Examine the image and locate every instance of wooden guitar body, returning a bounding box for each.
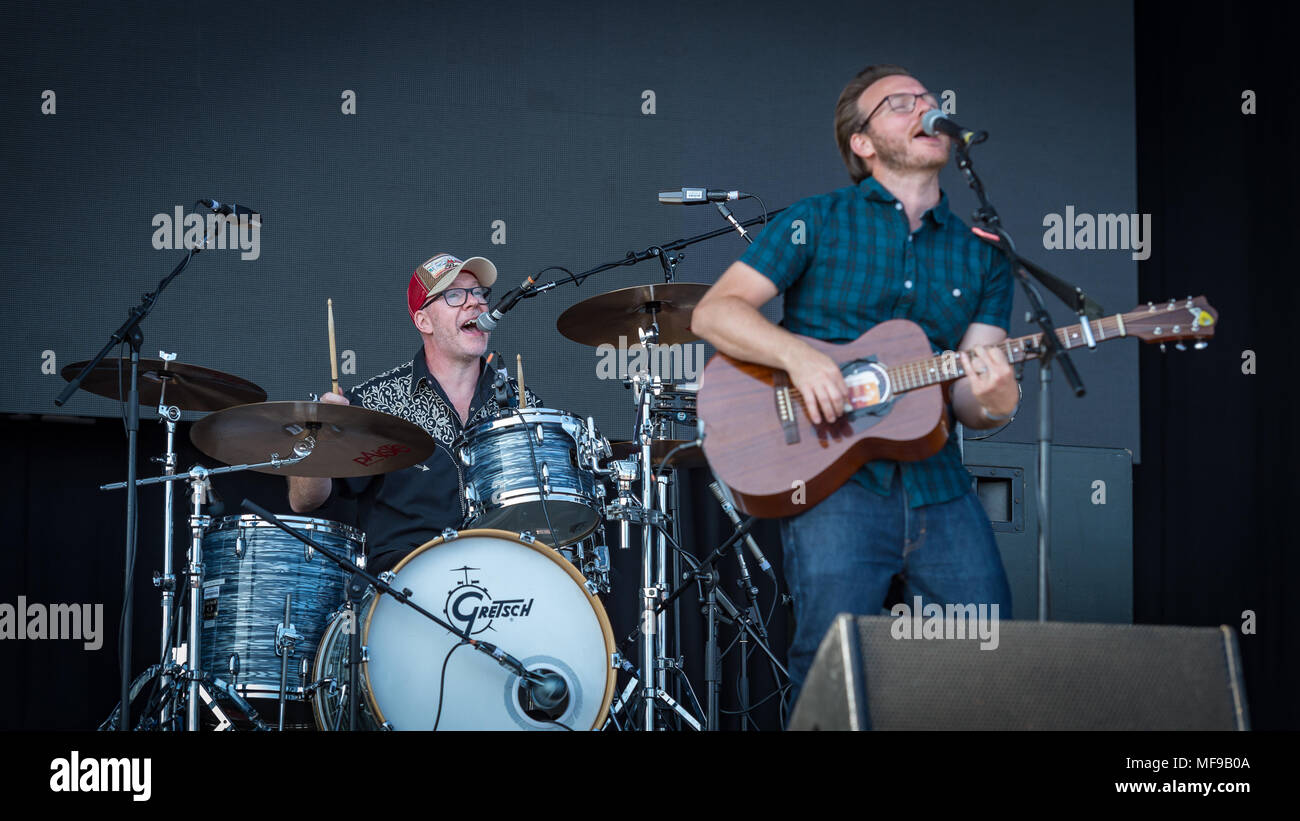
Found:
[698,320,949,518]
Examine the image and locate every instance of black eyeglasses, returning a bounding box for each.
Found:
[857,91,941,132]
[422,286,491,309]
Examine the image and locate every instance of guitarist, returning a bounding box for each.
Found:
[692,65,1022,698]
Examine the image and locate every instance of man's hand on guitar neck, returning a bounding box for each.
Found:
[953,328,1020,429]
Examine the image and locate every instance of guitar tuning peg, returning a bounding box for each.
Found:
[1159,343,1167,353]
[1194,340,1208,350]
[1175,342,1187,351]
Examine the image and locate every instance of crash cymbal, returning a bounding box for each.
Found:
[61,358,267,412]
[609,439,707,469]
[191,401,435,477]
[556,282,709,347]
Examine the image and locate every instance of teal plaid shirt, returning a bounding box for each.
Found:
[739,177,1014,508]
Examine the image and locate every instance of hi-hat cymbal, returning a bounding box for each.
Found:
[556,283,709,347]
[62,358,267,412]
[191,401,435,477]
[609,439,707,469]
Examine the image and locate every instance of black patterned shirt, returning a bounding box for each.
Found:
[330,349,538,572]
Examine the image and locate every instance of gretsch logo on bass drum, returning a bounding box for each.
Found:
[444,565,535,636]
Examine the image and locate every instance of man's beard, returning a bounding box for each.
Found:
[870,129,949,174]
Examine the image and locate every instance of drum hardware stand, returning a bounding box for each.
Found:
[238,501,572,729]
[656,517,789,730]
[275,593,305,731]
[100,446,314,730]
[147,350,182,728]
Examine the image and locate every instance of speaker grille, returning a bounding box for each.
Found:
[792,616,1248,731]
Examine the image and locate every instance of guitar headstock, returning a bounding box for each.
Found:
[1121,296,1218,349]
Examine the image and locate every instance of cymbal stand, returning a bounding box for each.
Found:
[100,446,313,730]
[151,351,181,727]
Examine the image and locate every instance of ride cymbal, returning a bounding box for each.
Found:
[556,283,709,347]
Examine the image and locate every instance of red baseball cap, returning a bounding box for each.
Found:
[407,253,498,319]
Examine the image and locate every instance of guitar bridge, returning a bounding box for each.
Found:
[773,372,800,445]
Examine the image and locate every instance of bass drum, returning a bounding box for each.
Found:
[310,606,380,731]
[362,529,616,730]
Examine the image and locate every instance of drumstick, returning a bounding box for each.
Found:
[327,298,340,396]
[516,354,526,408]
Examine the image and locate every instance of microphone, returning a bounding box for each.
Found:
[708,481,776,580]
[920,110,986,147]
[197,198,263,228]
[658,188,748,205]
[475,275,536,332]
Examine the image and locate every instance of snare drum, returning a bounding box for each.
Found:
[458,408,606,546]
[200,515,363,702]
[359,529,616,730]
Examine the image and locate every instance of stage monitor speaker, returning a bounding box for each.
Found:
[789,615,1249,730]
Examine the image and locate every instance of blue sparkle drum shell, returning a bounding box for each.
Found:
[457,408,605,546]
[199,515,364,702]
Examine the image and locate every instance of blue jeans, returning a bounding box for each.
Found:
[780,476,1012,698]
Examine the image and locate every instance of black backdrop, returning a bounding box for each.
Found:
[2,1,1297,731]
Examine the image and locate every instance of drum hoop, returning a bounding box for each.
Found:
[360,528,616,730]
[458,408,587,443]
[205,514,366,546]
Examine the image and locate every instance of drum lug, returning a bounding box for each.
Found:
[304,544,315,563]
[540,462,550,495]
[228,653,240,683]
[359,645,370,663]
[441,528,460,542]
[235,532,246,559]
[535,423,544,443]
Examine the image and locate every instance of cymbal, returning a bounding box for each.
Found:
[191,401,436,477]
[62,358,267,412]
[609,439,707,469]
[556,283,710,347]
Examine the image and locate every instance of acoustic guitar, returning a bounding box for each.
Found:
[697,296,1217,518]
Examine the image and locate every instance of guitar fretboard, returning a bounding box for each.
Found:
[885,314,1129,393]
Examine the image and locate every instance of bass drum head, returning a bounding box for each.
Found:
[362,529,615,730]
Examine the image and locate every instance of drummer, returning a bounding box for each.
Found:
[288,253,538,574]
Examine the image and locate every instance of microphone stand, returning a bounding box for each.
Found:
[951,138,1100,622]
[55,212,218,730]
[507,207,783,305]
[655,517,789,730]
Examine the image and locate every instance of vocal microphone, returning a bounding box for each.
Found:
[708,480,776,580]
[658,188,748,205]
[475,275,537,332]
[197,198,263,227]
[920,110,987,147]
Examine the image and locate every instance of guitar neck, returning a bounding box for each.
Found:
[887,314,1125,393]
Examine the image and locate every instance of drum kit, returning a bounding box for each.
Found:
[82,279,788,732]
